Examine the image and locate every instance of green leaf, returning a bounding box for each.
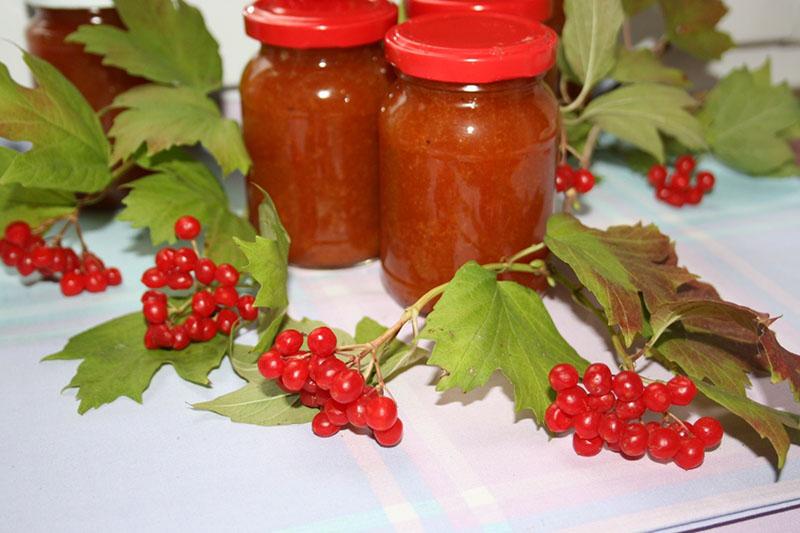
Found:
[622,0,655,15]
[562,0,624,89]
[354,317,428,383]
[699,62,800,175]
[658,0,734,60]
[192,380,316,427]
[67,0,222,92]
[109,85,250,175]
[696,381,800,469]
[0,167,76,230]
[423,262,588,424]
[235,235,289,311]
[610,48,689,87]
[544,214,695,345]
[43,313,227,413]
[229,344,265,383]
[0,52,111,193]
[117,153,255,267]
[581,83,706,161]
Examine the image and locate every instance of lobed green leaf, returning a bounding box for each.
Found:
[562,0,624,90]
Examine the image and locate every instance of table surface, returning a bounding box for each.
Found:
[2,156,800,533]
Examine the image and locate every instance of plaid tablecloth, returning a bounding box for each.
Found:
[2,157,800,532]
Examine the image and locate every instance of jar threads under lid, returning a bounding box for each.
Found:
[25,0,114,8]
[406,0,553,21]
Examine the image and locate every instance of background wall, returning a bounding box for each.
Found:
[0,0,799,89]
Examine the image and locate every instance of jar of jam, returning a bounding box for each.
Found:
[407,0,553,22]
[25,1,144,132]
[241,0,397,268]
[379,13,558,307]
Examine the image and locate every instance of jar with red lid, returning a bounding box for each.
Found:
[24,1,144,132]
[379,13,559,307]
[241,0,397,269]
[406,0,553,22]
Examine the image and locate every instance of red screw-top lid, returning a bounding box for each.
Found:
[243,0,398,49]
[385,13,557,84]
[407,0,553,22]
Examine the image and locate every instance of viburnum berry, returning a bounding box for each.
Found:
[142,267,167,289]
[648,427,681,461]
[194,258,216,285]
[105,268,122,286]
[555,164,574,192]
[545,403,573,433]
[236,294,258,321]
[174,247,198,272]
[308,326,337,358]
[692,417,723,449]
[549,363,579,391]
[556,386,588,416]
[573,410,601,439]
[4,221,32,248]
[583,363,612,396]
[374,419,403,447]
[168,271,194,291]
[275,329,304,356]
[365,395,398,432]
[619,422,649,458]
[674,437,705,470]
[17,254,35,276]
[573,169,596,194]
[313,357,346,390]
[587,392,615,413]
[143,300,168,324]
[60,272,85,297]
[312,411,340,438]
[598,413,622,443]
[667,375,696,406]
[31,246,52,269]
[155,248,176,271]
[643,382,671,413]
[675,154,696,175]
[174,215,201,241]
[615,398,646,420]
[670,173,691,192]
[215,263,240,287]
[281,359,310,392]
[192,290,216,317]
[613,370,644,401]
[330,368,365,404]
[172,326,191,350]
[213,285,238,307]
[258,350,285,379]
[573,434,603,457]
[697,171,715,192]
[216,308,239,335]
[346,394,371,428]
[647,164,667,187]
[323,399,350,427]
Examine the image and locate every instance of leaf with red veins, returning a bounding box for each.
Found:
[545,213,695,346]
[758,329,800,402]
[659,0,735,60]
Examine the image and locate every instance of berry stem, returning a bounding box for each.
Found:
[580,125,601,169]
[73,217,89,252]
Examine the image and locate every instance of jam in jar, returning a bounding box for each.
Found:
[407,0,553,22]
[241,0,397,268]
[379,13,559,307]
[25,1,144,132]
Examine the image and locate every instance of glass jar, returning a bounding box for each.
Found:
[379,13,559,307]
[241,0,397,268]
[407,0,553,22]
[25,1,144,132]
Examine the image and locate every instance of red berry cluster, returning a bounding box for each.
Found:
[258,327,404,447]
[1,221,121,296]
[555,164,596,194]
[140,216,257,350]
[647,155,716,208]
[546,363,723,470]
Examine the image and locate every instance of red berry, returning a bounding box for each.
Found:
[313,357,346,390]
[555,164,574,192]
[236,294,258,321]
[194,258,216,285]
[82,253,105,274]
[4,221,32,248]
[674,437,705,470]
[168,271,194,291]
[573,410,601,439]
[330,369,365,404]
[141,290,166,304]
[323,399,349,426]
[616,398,646,420]
[365,396,398,431]
[143,300,167,324]
[31,246,52,269]
[215,263,240,287]
[308,326,337,358]
[105,268,122,286]
[666,190,686,207]
[275,329,304,356]
[141,267,167,288]
[311,411,340,438]
[587,392,615,413]
[572,434,603,457]
[598,413,622,443]
[619,422,649,458]
[213,285,238,307]
[347,394,371,428]
[574,169,596,194]
[192,290,216,318]
[184,314,203,341]
[60,272,85,297]
[697,171,715,192]
[667,375,696,406]
[693,417,723,449]
[174,215,201,240]
[301,376,318,393]
[281,359,310,392]
[648,427,682,461]
[374,418,403,447]
[656,186,671,202]
[314,388,331,407]
[155,248,176,271]
[1,243,22,266]
[299,390,318,408]
[613,371,644,401]
[17,253,35,276]
[200,319,219,341]
[144,325,160,350]
[647,164,667,187]
[548,363,579,391]
[675,154,696,175]
[85,271,108,293]
[668,421,695,440]
[153,324,174,348]
[686,186,703,205]
[171,325,191,350]
[174,247,198,272]
[670,173,691,192]
[556,386,588,416]
[50,248,67,273]
[583,363,612,396]
[645,421,662,434]
[545,403,573,433]
[257,350,284,379]
[216,308,239,335]
[643,382,671,413]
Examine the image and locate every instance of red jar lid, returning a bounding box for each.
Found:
[243,0,398,49]
[385,13,557,84]
[407,0,553,22]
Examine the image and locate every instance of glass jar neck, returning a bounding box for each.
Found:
[33,7,120,24]
[397,72,542,93]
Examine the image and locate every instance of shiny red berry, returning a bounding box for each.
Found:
[174,215,201,240]
[1,243,22,266]
[194,258,216,285]
[105,268,122,286]
[143,300,167,324]
[313,357,346,390]
[686,186,703,205]
[192,290,216,317]
[50,248,67,273]
[213,285,238,307]
[647,164,667,187]
[619,422,649,458]
[555,164,574,192]
[666,190,686,207]
[60,272,84,297]
[670,173,691,192]
[587,392,615,413]
[215,263,240,287]
[82,254,105,274]
[171,325,191,350]
[31,246,52,269]
[141,290,166,304]
[275,329,304,356]
[545,403,573,433]
[613,371,644,401]
[556,386,588,416]
[697,171,715,192]
[281,359,310,392]
[307,326,337,357]
[675,154,696,175]
[257,350,284,379]
[674,437,705,470]
[574,169,596,193]
[311,411,339,438]
[573,410,601,439]
[643,382,671,412]
[216,308,239,335]
[85,271,108,293]
[155,248,176,271]
[4,221,32,247]
[616,398,646,420]
[168,271,194,291]
[648,428,681,461]
[330,369,365,404]
[374,419,403,447]
[185,314,204,341]
[174,247,198,272]
[656,186,671,202]
[236,294,258,321]
[365,396,398,431]
[598,413,622,443]
[144,325,160,350]
[199,317,218,341]
[347,394,371,428]
[667,375,696,406]
[583,363,612,396]
[141,267,167,288]
[323,399,349,426]
[549,363,579,391]
[17,253,35,276]
[693,417,723,449]
[573,434,603,457]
